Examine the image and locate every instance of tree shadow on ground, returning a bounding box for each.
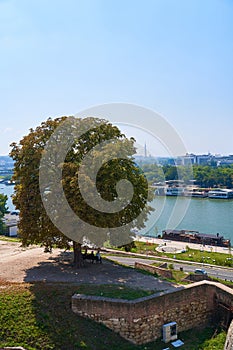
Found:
[22,251,183,349]
[27,282,138,350]
[23,250,180,293]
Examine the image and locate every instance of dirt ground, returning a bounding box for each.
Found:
[0,240,179,293]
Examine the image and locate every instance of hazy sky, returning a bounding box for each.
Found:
[1,0,233,156]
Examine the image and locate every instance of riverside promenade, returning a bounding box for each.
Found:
[135,235,233,255]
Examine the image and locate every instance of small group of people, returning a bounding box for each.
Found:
[82,247,102,263]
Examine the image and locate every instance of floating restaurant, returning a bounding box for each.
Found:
[161,229,231,247]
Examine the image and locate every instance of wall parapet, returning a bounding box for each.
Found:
[72,281,233,345]
[134,261,174,279]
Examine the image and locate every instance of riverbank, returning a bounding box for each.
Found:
[135,235,233,255]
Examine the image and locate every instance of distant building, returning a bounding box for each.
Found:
[178,154,196,166]
[133,152,233,167]
[196,153,213,165]
[177,153,233,166]
[215,155,233,166]
[2,212,19,237]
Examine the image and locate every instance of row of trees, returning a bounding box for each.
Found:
[141,164,233,188]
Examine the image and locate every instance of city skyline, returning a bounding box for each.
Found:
[1,0,233,155]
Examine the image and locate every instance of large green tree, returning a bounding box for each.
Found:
[10,116,153,266]
[0,193,8,233]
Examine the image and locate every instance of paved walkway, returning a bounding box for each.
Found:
[0,240,179,294]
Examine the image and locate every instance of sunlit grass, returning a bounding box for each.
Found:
[0,282,227,350]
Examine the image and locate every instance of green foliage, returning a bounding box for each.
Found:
[141,162,233,188]
[131,241,233,268]
[168,269,189,284]
[199,329,226,350]
[118,240,233,269]
[164,248,233,267]
[131,241,159,254]
[0,236,20,242]
[192,165,233,188]
[118,241,136,252]
[0,193,8,233]
[0,174,13,180]
[10,117,153,255]
[74,283,154,299]
[0,283,226,350]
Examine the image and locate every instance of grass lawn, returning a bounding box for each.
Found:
[163,247,233,267]
[73,283,154,300]
[0,282,227,350]
[127,241,233,268]
[0,235,20,242]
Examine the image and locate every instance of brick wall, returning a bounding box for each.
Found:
[135,261,174,279]
[72,281,233,344]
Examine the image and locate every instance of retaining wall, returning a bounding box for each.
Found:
[72,281,233,344]
[135,261,174,279]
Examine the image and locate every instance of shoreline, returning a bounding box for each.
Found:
[135,235,233,255]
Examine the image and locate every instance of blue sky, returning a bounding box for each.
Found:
[1,0,233,156]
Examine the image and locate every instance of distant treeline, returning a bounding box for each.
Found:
[141,164,233,188]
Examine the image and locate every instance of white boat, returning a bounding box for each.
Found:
[208,188,233,199]
[166,187,185,196]
[184,189,208,198]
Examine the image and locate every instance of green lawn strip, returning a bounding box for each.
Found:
[133,241,233,267]
[0,282,147,350]
[127,241,160,255]
[0,235,20,242]
[208,277,233,287]
[74,283,154,299]
[163,248,233,267]
[105,241,159,255]
[111,241,233,267]
[147,326,226,350]
[0,282,227,350]
[148,262,190,284]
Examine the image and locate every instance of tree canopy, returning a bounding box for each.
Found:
[0,193,8,233]
[141,163,233,188]
[10,116,153,265]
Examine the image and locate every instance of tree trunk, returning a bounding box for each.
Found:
[73,241,83,268]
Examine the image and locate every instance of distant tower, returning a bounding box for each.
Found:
[144,142,147,158]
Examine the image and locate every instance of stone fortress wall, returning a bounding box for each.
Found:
[225,320,233,350]
[72,281,233,345]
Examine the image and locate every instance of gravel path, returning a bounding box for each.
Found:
[0,240,179,293]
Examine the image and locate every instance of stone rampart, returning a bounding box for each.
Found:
[72,281,233,344]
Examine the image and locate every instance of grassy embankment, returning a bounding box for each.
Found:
[0,282,226,350]
[0,238,229,348]
[126,241,233,267]
[0,235,20,242]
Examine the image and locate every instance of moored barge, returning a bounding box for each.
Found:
[161,229,231,247]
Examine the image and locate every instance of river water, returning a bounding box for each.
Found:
[1,184,233,242]
[0,184,15,211]
[141,196,233,242]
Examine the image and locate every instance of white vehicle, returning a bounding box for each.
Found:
[194,268,207,275]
